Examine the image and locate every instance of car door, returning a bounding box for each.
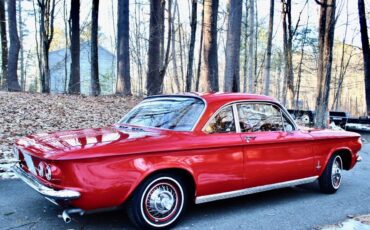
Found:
[197,104,245,195]
[236,102,316,188]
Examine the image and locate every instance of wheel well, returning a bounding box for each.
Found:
[139,168,196,200]
[333,149,352,170]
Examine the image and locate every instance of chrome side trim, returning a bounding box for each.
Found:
[12,165,80,200]
[195,176,318,204]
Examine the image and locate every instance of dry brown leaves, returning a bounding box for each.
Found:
[0,91,140,178]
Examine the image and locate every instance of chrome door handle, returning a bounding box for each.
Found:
[245,136,256,143]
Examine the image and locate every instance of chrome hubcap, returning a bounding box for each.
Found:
[145,182,178,221]
[331,156,342,189]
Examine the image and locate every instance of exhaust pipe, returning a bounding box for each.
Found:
[61,208,84,223]
[62,211,71,223]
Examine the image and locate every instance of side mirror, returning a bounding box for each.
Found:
[285,124,294,133]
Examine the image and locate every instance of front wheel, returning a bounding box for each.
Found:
[127,174,188,229]
[319,154,343,194]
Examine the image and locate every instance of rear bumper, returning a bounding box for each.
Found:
[11,165,80,200]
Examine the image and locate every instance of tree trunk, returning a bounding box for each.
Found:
[223,0,242,92]
[147,0,171,95]
[281,0,294,107]
[177,13,185,91]
[195,0,205,92]
[185,0,197,92]
[7,0,21,91]
[68,0,80,94]
[116,0,131,95]
[242,0,249,93]
[358,0,370,114]
[171,2,180,92]
[263,0,274,96]
[63,0,68,93]
[0,0,8,90]
[200,0,219,92]
[90,0,100,96]
[147,0,162,95]
[38,0,56,93]
[247,0,255,93]
[332,4,352,111]
[18,0,25,91]
[314,0,336,128]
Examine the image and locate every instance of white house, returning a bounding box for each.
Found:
[49,41,116,95]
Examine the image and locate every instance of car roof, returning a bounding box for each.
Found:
[147,92,277,104]
[144,92,282,131]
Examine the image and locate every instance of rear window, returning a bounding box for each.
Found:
[120,97,205,131]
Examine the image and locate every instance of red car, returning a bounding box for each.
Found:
[12,93,362,229]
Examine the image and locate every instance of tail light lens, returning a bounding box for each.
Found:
[45,164,52,181]
[37,161,60,182]
[38,162,45,177]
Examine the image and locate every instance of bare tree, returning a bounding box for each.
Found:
[171,3,180,92]
[7,0,21,91]
[332,3,354,110]
[147,0,163,95]
[38,0,56,93]
[90,0,100,96]
[200,0,219,92]
[18,0,25,91]
[147,0,172,95]
[296,19,309,109]
[185,0,197,92]
[358,0,370,114]
[314,0,336,128]
[63,0,68,93]
[68,0,80,94]
[281,0,293,106]
[247,0,255,93]
[224,0,242,92]
[263,0,274,95]
[0,0,7,89]
[242,0,249,92]
[195,0,205,92]
[116,0,131,95]
[281,0,307,106]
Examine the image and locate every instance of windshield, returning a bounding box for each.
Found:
[119,97,205,131]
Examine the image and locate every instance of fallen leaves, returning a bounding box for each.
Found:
[0,91,140,178]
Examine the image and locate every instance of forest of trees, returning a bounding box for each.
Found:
[0,0,369,128]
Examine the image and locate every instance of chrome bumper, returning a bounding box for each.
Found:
[11,165,80,200]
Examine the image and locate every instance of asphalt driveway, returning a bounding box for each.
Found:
[0,144,369,230]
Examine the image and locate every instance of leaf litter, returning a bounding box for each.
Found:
[0,91,140,179]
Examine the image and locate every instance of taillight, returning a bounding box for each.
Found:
[45,164,52,181]
[38,162,45,177]
[36,161,60,182]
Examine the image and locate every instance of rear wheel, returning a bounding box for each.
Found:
[319,155,343,194]
[127,174,188,229]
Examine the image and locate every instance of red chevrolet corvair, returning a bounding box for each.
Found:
[12,93,362,229]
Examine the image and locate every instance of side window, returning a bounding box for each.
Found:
[237,103,285,132]
[204,106,236,134]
